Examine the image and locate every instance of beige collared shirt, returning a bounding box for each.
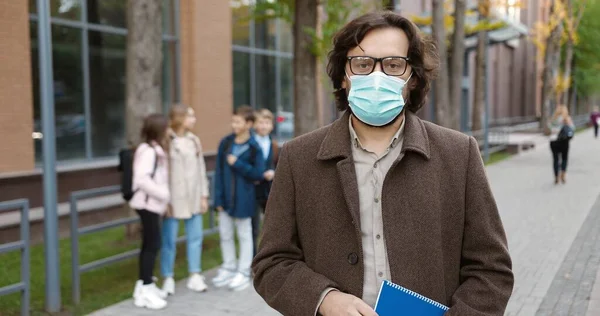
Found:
[315,116,405,314]
[349,115,405,307]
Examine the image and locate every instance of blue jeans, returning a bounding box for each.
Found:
[160,214,203,277]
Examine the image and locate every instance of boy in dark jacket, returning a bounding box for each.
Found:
[252,109,279,256]
[212,106,265,291]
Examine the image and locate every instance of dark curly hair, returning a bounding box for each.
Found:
[327,11,439,113]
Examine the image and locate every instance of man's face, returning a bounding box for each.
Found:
[231,115,252,135]
[342,27,412,99]
[255,117,274,136]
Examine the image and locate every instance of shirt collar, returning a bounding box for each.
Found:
[348,115,405,150]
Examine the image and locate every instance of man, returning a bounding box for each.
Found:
[252,11,513,316]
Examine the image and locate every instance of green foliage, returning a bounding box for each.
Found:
[311,0,364,60]
[574,0,600,97]
[249,0,367,60]
[250,0,294,24]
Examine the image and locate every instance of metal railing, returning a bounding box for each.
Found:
[0,199,30,316]
[70,172,217,304]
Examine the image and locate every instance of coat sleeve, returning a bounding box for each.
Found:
[231,146,266,181]
[252,144,339,316]
[196,138,210,198]
[214,140,225,209]
[134,147,169,202]
[446,137,514,315]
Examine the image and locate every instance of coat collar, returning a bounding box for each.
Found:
[317,110,431,161]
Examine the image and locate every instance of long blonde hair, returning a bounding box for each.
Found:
[552,104,569,120]
[169,104,190,133]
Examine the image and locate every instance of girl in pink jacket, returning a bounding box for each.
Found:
[130,114,170,310]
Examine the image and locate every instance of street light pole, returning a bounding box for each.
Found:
[37,0,61,312]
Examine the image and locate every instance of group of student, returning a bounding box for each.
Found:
[127,104,277,310]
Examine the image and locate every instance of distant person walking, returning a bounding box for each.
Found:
[591,106,600,138]
[160,105,210,296]
[130,114,170,310]
[549,105,575,185]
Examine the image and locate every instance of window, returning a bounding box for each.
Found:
[29,0,179,163]
[88,31,126,158]
[31,23,86,162]
[231,2,294,141]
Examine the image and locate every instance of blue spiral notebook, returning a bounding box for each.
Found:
[374,280,449,315]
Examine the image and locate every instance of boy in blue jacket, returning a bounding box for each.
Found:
[213,105,265,291]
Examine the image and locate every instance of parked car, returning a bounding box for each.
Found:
[275,110,294,143]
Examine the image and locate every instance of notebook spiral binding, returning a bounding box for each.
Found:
[384,280,449,311]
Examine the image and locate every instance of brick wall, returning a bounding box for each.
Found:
[0,1,34,173]
[179,0,233,153]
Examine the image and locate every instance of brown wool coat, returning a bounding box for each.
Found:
[252,111,514,316]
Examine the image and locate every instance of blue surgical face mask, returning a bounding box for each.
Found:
[347,71,412,127]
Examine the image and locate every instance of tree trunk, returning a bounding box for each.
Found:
[540,18,562,133]
[472,30,486,132]
[449,0,466,131]
[294,0,319,136]
[561,40,574,107]
[125,0,163,238]
[432,0,450,127]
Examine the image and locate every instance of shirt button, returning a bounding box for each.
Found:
[374,197,379,203]
[374,162,378,168]
[376,234,381,240]
[378,272,384,277]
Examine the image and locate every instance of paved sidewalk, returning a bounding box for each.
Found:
[490,130,600,315]
[90,130,600,316]
[88,268,280,316]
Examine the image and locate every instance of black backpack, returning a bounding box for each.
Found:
[118,146,158,201]
[557,125,574,141]
[223,137,257,165]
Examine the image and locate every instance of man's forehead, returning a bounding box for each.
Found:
[348,28,409,56]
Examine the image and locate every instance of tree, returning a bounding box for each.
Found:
[412,0,510,130]
[294,0,320,136]
[125,0,163,236]
[431,0,451,128]
[573,0,600,110]
[472,0,490,132]
[449,0,467,131]
[559,0,586,111]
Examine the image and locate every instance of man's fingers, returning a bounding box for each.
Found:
[355,301,378,316]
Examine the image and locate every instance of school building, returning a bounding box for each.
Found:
[0,0,555,234]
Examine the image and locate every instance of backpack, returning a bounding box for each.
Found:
[223,137,257,165]
[118,145,158,201]
[557,125,574,141]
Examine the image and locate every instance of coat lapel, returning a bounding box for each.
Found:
[317,111,362,233]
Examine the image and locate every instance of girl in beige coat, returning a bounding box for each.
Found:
[160,105,210,294]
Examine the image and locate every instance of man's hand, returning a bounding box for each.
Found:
[264,170,275,181]
[227,154,238,166]
[319,291,377,316]
[200,197,209,214]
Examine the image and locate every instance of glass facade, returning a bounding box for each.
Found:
[29,0,178,163]
[230,0,294,141]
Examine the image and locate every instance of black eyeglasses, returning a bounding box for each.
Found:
[347,56,410,76]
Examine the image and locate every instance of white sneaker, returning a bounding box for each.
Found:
[228,272,251,291]
[148,282,168,299]
[187,274,208,292]
[212,269,237,287]
[163,277,175,295]
[133,280,142,299]
[134,284,168,310]
[133,277,162,299]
